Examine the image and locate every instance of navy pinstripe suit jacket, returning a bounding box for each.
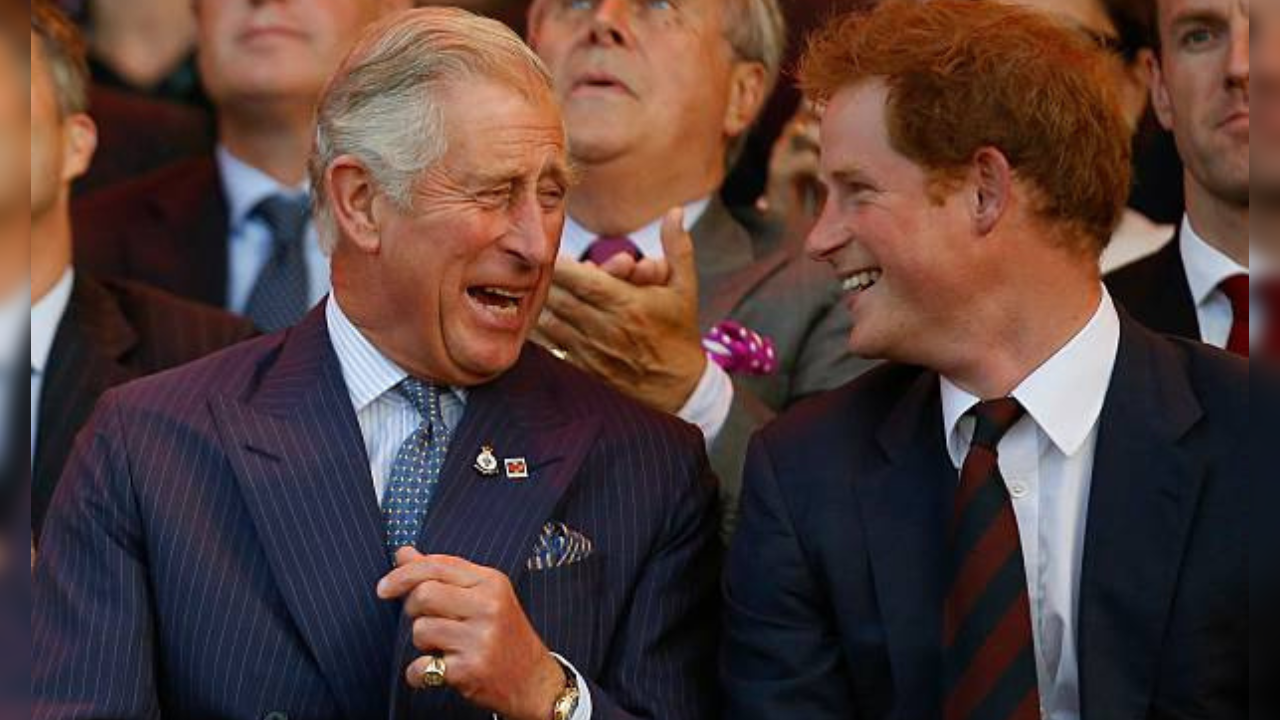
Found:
[33,306,721,720]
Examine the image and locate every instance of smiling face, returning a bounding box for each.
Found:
[805,81,981,365]
[528,0,742,168]
[196,0,390,111]
[1151,0,1250,208]
[369,79,570,386]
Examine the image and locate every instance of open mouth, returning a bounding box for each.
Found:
[841,268,882,294]
[466,286,527,317]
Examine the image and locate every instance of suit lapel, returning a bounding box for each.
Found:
[389,347,600,717]
[693,200,791,332]
[1113,234,1201,340]
[210,306,397,720]
[1077,314,1207,718]
[852,370,953,717]
[32,277,139,536]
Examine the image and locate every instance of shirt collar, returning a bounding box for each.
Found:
[215,145,310,232]
[941,287,1121,465]
[0,281,29,369]
[560,196,711,261]
[1179,214,1248,307]
[325,293,466,416]
[30,268,74,375]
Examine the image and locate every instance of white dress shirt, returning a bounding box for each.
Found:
[217,146,330,314]
[326,294,592,720]
[561,198,734,444]
[940,288,1121,720]
[1180,215,1248,349]
[0,282,29,470]
[29,268,75,460]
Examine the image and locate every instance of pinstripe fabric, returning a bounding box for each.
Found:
[33,304,721,720]
[31,275,256,539]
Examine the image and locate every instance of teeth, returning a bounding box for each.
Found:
[483,287,525,300]
[841,269,882,293]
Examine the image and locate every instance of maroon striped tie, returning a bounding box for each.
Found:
[944,398,1040,720]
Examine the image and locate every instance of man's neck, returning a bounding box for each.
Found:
[1255,205,1280,262]
[30,207,72,305]
[1185,178,1249,266]
[218,105,316,187]
[936,257,1103,400]
[567,150,723,235]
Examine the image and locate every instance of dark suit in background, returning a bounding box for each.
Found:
[74,86,213,197]
[72,155,230,308]
[722,315,1248,719]
[31,274,255,539]
[692,200,871,517]
[1105,230,1200,341]
[33,306,721,719]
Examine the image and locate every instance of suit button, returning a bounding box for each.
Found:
[262,713,288,720]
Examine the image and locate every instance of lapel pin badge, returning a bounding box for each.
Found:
[474,444,499,477]
[504,457,529,481]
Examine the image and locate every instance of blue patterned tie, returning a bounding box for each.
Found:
[244,194,311,332]
[382,378,450,558]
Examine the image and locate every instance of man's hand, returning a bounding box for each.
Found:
[378,548,565,720]
[539,207,706,414]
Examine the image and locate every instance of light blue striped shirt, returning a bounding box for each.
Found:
[325,294,593,719]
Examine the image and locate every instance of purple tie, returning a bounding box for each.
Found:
[581,236,642,265]
[703,320,778,375]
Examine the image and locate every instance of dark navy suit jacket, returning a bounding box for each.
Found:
[33,305,721,719]
[722,313,1248,719]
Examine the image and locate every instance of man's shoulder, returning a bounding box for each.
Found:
[95,324,283,423]
[97,277,258,366]
[73,154,221,228]
[760,361,931,452]
[1136,324,1248,421]
[1104,232,1181,297]
[519,344,706,452]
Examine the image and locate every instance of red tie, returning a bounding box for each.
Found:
[1219,274,1250,357]
[944,398,1040,720]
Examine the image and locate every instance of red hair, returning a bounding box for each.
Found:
[799,0,1131,253]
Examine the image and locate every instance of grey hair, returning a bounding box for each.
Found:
[309,7,555,253]
[723,0,787,167]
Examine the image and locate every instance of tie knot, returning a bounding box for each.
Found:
[581,235,642,265]
[395,377,444,425]
[1219,274,1250,317]
[252,194,310,248]
[968,397,1025,451]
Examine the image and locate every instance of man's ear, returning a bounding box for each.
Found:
[1147,51,1175,132]
[526,0,549,50]
[61,113,97,183]
[969,146,1012,236]
[724,60,768,141]
[327,156,383,254]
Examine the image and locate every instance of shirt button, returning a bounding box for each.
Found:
[1009,483,1029,499]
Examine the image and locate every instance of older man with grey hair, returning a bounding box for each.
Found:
[33,9,721,720]
[527,0,873,533]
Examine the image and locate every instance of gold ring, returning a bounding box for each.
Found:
[421,654,447,688]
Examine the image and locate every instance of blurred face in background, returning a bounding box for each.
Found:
[1004,0,1151,131]
[528,0,757,170]
[196,0,398,113]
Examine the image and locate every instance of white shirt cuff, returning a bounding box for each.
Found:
[676,357,734,446]
[491,652,592,720]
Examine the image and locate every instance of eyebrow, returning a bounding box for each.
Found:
[1168,9,1230,31]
